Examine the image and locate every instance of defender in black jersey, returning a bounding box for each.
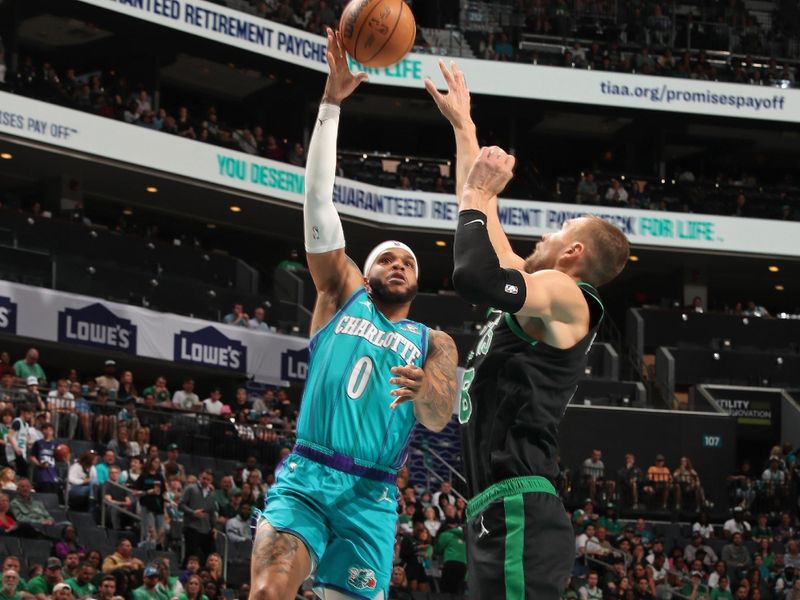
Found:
[426,61,630,600]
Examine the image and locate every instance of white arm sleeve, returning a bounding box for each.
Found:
[304,103,346,254]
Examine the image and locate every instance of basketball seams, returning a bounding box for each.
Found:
[362,0,406,66]
[352,0,387,63]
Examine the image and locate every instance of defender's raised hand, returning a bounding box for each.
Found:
[424,59,472,130]
[464,146,516,200]
[323,27,368,105]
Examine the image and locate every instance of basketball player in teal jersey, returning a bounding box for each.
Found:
[249,30,458,600]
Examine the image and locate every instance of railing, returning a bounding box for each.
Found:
[409,443,468,502]
[100,478,141,529]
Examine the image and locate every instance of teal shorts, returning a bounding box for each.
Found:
[259,447,398,599]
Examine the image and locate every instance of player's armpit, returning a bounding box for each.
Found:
[416,330,458,432]
[515,269,586,321]
[307,254,364,336]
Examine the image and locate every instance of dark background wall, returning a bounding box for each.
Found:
[560,406,737,507]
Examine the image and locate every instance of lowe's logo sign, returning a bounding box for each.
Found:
[0,297,17,334]
[58,303,136,353]
[281,347,309,381]
[174,326,246,372]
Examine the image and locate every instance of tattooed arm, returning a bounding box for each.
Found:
[389,330,458,432]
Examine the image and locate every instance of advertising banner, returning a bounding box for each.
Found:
[2,91,800,256]
[0,280,309,384]
[74,0,800,122]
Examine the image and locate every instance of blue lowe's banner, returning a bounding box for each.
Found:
[280,347,309,382]
[0,281,307,384]
[0,297,17,335]
[57,303,137,353]
[174,326,247,373]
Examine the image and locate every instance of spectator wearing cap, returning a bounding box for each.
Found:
[723,507,751,539]
[645,454,673,509]
[21,377,46,412]
[598,504,622,540]
[13,348,46,387]
[53,582,74,600]
[685,532,719,567]
[95,361,119,394]
[65,563,96,599]
[572,499,599,534]
[26,558,63,598]
[679,570,704,599]
[224,501,251,542]
[163,443,186,482]
[180,469,217,564]
[0,569,23,600]
[202,389,224,416]
[101,538,144,574]
[132,565,166,600]
[48,379,78,440]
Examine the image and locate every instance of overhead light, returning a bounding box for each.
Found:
[122,209,133,216]
[0,153,12,160]
[229,205,242,213]
[629,255,639,262]
[775,284,785,291]
[435,240,446,247]
[206,223,217,229]
[768,265,779,272]
[146,186,158,193]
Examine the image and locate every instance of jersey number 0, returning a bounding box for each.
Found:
[347,356,374,400]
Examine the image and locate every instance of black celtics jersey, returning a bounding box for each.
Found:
[459,282,604,497]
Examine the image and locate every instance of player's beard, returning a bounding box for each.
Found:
[368,275,418,305]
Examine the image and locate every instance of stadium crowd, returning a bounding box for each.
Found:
[0,343,799,599]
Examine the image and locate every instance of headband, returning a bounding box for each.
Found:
[362,241,419,278]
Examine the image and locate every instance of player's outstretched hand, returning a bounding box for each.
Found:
[464,146,515,199]
[388,363,426,409]
[323,27,368,105]
[424,59,472,130]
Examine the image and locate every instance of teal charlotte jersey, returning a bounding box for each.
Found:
[261,286,430,599]
[298,286,429,469]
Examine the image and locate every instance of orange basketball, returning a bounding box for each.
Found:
[55,443,70,463]
[339,0,416,68]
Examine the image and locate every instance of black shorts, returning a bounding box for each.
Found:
[466,480,573,600]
